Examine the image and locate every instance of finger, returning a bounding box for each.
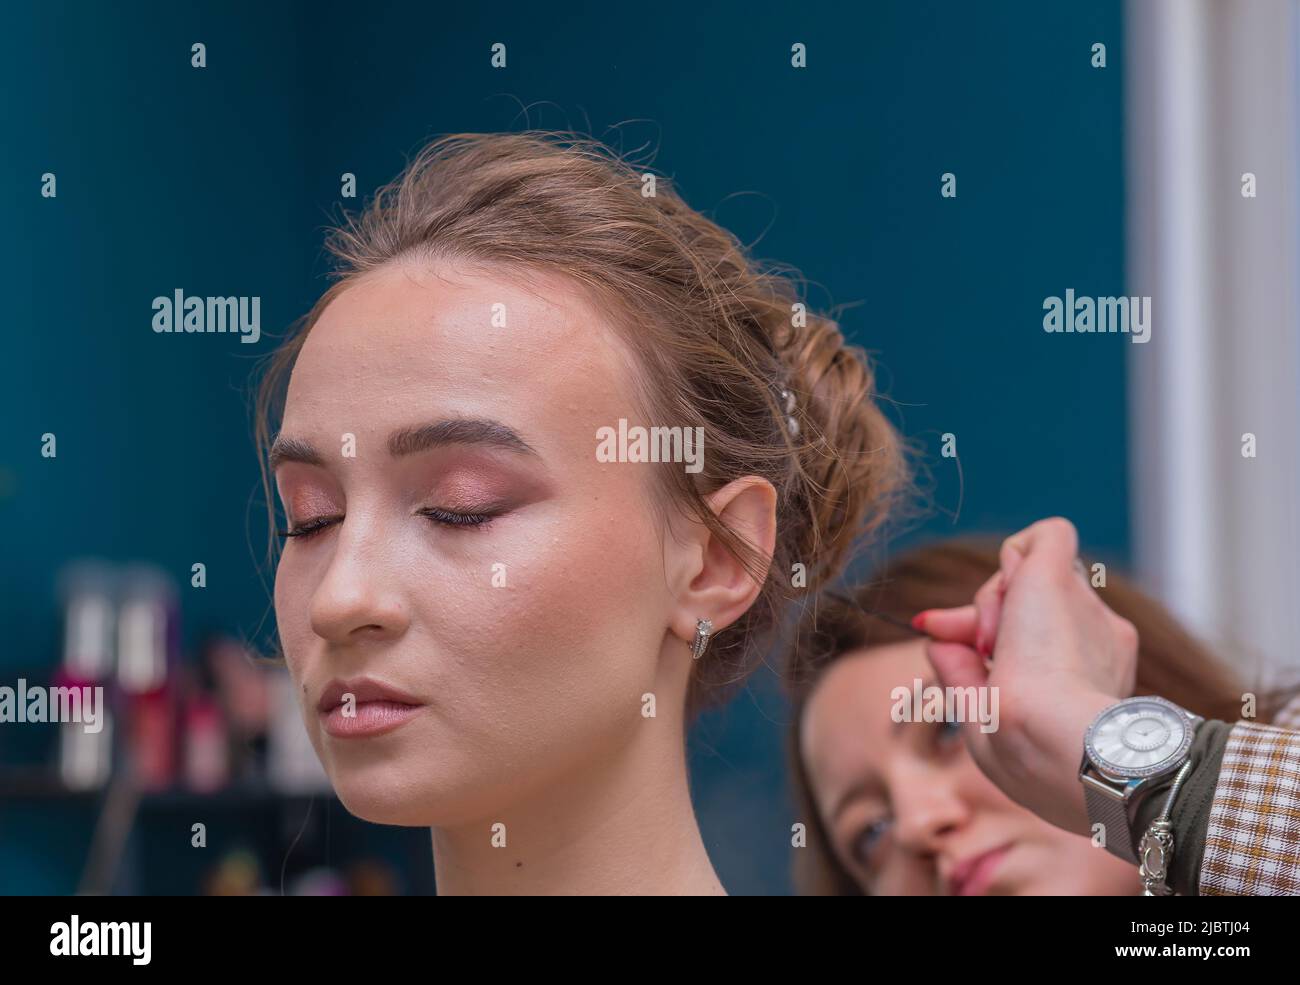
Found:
[914,604,978,643]
[999,536,1027,583]
[1003,517,1079,569]
[1104,610,1140,694]
[925,640,989,692]
[973,569,1004,658]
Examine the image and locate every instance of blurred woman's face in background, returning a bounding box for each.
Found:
[271,261,687,828]
[800,639,1139,895]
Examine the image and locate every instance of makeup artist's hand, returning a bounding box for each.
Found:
[916,517,1138,835]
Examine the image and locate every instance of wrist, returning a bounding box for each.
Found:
[1003,687,1115,836]
[1059,691,1120,834]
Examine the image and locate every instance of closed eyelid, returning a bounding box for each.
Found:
[421,496,510,517]
[278,474,342,517]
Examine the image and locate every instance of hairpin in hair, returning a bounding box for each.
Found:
[779,387,800,437]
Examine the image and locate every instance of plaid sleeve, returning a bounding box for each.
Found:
[1198,718,1300,895]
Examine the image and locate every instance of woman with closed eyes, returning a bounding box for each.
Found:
[254,131,907,895]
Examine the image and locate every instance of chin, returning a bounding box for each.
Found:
[330,773,442,827]
[325,755,517,829]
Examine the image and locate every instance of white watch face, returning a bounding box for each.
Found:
[1086,697,1192,778]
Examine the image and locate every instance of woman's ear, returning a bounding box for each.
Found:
[665,476,778,647]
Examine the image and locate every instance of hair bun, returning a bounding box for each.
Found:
[769,310,907,594]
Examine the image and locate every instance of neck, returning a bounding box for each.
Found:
[430,707,724,895]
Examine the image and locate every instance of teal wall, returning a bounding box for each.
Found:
[0,0,1125,894]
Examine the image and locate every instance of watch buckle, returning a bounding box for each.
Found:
[1080,765,1145,803]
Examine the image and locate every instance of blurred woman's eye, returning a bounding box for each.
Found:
[852,817,892,868]
[937,718,963,745]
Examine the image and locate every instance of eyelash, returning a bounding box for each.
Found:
[277,516,341,540]
[276,507,497,540]
[416,506,497,528]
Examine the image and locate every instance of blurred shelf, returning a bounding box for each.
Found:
[0,770,334,807]
[0,769,98,799]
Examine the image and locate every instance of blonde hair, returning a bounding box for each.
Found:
[255,130,909,719]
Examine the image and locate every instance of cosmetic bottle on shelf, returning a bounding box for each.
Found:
[116,565,179,792]
[56,561,117,790]
[205,634,271,786]
[182,657,230,794]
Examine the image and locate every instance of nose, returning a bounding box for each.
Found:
[308,517,410,645]
[887,763,968,855]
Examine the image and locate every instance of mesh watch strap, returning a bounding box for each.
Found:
[1082,772,1139,863]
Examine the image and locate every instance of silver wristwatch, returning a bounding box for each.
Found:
[1079,696,1203,864]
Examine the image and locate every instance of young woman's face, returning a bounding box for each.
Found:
[272,261,681,827]
[800,639,1139,895]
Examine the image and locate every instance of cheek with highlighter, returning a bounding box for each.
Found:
[411,485,672,827]
[397,463,673,733]
[272,467,344,674]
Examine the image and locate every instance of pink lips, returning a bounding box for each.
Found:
[317,677,424,738]
[948,844,1013,896]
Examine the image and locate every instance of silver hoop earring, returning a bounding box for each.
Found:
[691,618,714,660]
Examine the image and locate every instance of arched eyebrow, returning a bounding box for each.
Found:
[268,435,323,471]
[269,418,539,471]
[387,418,539,458]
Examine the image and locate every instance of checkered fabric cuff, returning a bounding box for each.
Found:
[1199,720,1300,895]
